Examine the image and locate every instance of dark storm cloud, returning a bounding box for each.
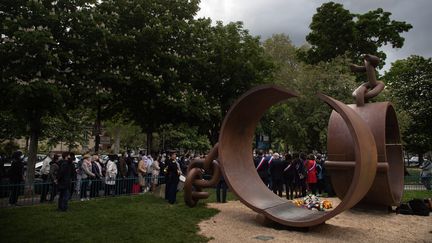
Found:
[197,0,432,71]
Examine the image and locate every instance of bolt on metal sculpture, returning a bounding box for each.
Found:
[184,54,404,227]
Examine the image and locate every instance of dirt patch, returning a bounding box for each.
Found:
[198,200,432,242]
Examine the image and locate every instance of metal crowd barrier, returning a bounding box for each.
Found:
[0,175,429,208]
[0,175,165,208]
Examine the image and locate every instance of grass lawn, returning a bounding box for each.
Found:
[402,190,432,202]
[1,185,429,243]
[0,190,236,243]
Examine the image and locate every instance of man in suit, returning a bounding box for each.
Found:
[269,153,287,197]
[254,150,269,186]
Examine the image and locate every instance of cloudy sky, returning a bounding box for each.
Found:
[196,0,431,72]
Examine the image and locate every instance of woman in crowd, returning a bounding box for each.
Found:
[104,154,118,196]
[305,154,318,195]
[151,154,161,192]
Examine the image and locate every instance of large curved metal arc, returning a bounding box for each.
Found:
[218,85,377,227]
[317,94,377,209]
[219,85,298,213]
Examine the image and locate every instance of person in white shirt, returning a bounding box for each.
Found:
[104,154,118,196]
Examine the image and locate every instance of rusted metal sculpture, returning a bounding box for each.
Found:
[184,54,404,227]
[326,55,404,206]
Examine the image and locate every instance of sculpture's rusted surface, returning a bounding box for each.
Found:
[350,54,385,106]
[183,54,404,227]
[184,85,379,227]
[326,54,404,206]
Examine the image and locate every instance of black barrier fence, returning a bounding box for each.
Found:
[0,175,429,208]
[0,175,167,208]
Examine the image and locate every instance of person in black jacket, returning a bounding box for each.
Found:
[269,153,287,197]
[57,152,74,211]
[9,151,24,206]
[254,150,269,186]
[165,151,180,204]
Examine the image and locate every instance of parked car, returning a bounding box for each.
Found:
[34,156,52,177]
[408,156,420,166]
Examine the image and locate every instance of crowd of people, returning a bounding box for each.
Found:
[254,151,332,200]
[4,147,431,211]
[4,149,194,210]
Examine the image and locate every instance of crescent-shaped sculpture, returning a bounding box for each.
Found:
[185,85,378,227]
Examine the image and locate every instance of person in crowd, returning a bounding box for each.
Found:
[283,153,297,200]
[138,155,147,193]
[254,150,269,186]
[266,151,274,189]
[151,154,161,192]
[125,151,137,194]
[305,154,318,195]
[315,154,325,196]
[158,153,166,185]
[420,157,432,190]
[178,153,189,175]
[90,155,103,198]
[80,154,94,201]
[9,151,24,206]
[40,154,51,202]
[145,154,154,191]
[0,153,6,181]
[298,153,308,197]
[48,154,60,202]
[165,150,180,204]
[104,154,118,196]
[269,153,286,197]
[216,174,228,203]
[57,152,74,211]
[116,153,128,195]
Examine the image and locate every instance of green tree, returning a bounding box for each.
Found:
[300,2,412,67]
[94,0,203,152]
[0,0,97,186]
[263,34,357,152]
[159,124,210,153]
[384,55,432,160]
[192,21,275,143]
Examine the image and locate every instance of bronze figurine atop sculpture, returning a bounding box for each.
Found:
[184,54,404,228]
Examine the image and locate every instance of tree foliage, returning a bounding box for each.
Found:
[263,34,357,152]
[300,2,412,67]
[384,55,432,155]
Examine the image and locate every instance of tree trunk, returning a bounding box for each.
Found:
[94,102,101,153]
[26,128,38,191]
[147,128,153,154]
[114,127,121,154]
